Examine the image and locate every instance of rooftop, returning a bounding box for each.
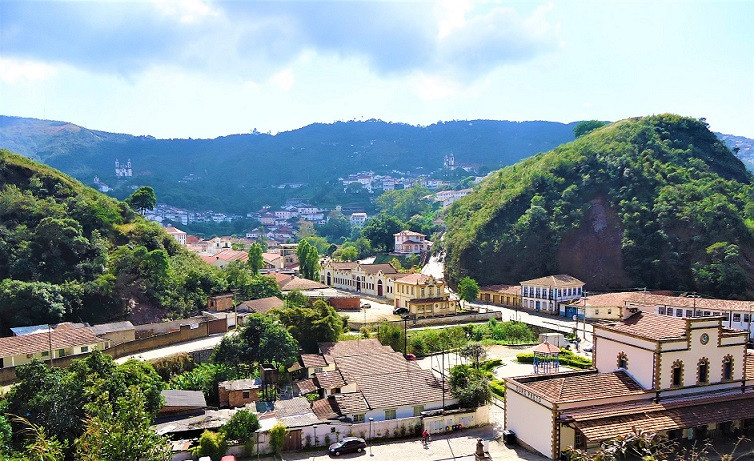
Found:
[357,369,445,409]
[395,273,438,285]
[510,370,646,404]
[300,353,328,369]
[236,296,284,314]
[90,321,135,336]
[626,292,754,313]
[595,311,688,341]
[218,378,261,391]
[280,277,327,291]
[314,369,347,390]
[520,274,584,287]
[0,326,105,357]
[478,284,521,295]
[161,390,207,409]
[319,339,386,358]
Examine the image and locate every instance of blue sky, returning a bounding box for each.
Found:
[1,0,752,139]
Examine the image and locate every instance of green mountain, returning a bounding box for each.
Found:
[0,116,582,213]
[0,149,224,333]
[444,114,754,299]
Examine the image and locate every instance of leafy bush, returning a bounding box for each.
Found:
[489,379,506,399]
[516,349,593,369]
[150,353,196,382]
[269,422,287,455]
[220,409,260,443]
[192,430,227,460]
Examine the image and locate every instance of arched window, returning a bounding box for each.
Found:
[697,357,710,384]
[617,352,628,370]
[722,355,734,381]
[671,360,683,387]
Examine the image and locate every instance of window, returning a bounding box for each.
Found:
[595,309,599,315]
[574,431,583,449]
[385,409,396,420]
[734,313,741,323]
[353,414,365,423]
[413,405,424,416]
[672,361,683,387]
[723,356,734,381]
[659,307,666,315]
[535,288,541,298]
[666,309,673,316]
[676,309,683,317]
[81,346,89,353]
[242,391,250,399]
[686,310,693,317]
[41,351,49,357]
[617,352,628,370]
[607,309,612,315]
[58,348,66,357]
[745,314,751,323]
[698,358,709,384]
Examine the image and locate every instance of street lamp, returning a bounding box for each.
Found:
[369,417,374,456]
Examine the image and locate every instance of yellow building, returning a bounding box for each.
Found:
[477,284,522,307]
[393,274,457,318]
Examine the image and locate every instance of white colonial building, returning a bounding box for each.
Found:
[520,274,584,315]
[505,308,754,459]
[320,260,401,299]
[164,226,187,245]
[393,230,432,254]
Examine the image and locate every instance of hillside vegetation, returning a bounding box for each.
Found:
[0,149,224,332]
[444,115,754,299]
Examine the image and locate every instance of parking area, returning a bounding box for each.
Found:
[341,297,402,324]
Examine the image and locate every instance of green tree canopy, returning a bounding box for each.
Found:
[247,243,263,276]
[573,120,607,138]
[273,299,345,353]
[375,186,434,222]
[448,364,491,408]
[457,276,480,308]
[213,314,299,367]
[124,186,156,214]
[362,214,405,252]
[220,409,261,443]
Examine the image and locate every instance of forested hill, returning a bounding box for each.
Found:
[444,114,754,299]
[0,116,580,212]
[0,150,224,333]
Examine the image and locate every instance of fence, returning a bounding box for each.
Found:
[349,310,502,331]
[351,416,423,440]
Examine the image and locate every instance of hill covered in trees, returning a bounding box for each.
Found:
[0,116,583,213]
[444,115,754,299]
[0,149,224,332]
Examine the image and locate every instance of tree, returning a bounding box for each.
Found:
[361,214,405,252]
[573,120,607,138]
[75,388,172,461]
[459,342,487,369]
[124,186,156,214]
[448,364,490,408]
[192,430,228,460]
[0,279,68,333]
[213,314,299,367]
[274,299,344,353]
[220,409,260,443]
[269,422,287,456]
[297,240,320,280]
[332,245,358,261]
[13,416,67,461]
[457,276,480,310]
[315,213,352,242]
[377,321,404,353]
[375,186,433,222]
[247,243,264,276]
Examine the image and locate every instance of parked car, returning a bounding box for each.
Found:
[328,437,367,456]
[393,307,409,315]
[404,353,417,361]
[361,303,371,309]
[220,456,237,461]
[198,457,211,461]
[583,345,593,352]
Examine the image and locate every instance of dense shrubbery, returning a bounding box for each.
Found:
[516,348,593,369]
[445,115,754,298]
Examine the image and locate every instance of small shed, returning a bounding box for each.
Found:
[219,378,262,408]
[158,390,208,419]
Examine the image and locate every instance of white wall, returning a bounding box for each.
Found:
[505,386,554,459]
[594,335,655,389]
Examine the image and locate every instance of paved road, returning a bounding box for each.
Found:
[115,332,228,363]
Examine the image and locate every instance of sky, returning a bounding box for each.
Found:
[1,0,753,139]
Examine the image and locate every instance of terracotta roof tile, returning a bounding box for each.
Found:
[512,371,646,404]
[0,327,106,358]
[314,369,347,390]
[294,379,317,395]
[595,312,688,341]
[358,369,445,409]
[534,342,562,354]
[335,351,422,383]
[479,284,521,295]
[319,339,386,358]
[520,274,584,287]
[395,273,438,285]
[569,291,636,307]
[626,292,754,313]
[300,353,328,369]
[360,263,398,275]
[236,296,284,314]
[280,277,327,291]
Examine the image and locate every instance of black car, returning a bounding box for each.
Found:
[393,307,409,315]
[328,437,367,456]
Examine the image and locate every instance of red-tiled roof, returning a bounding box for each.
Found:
[358,369,445,409]
[335,351,422,383]
[395,273,437,285]
[571,392,754,442]
[0,327,105,358]
[511,371,646,404]
[236,296,284,314]
[534,342,561,354]
[319,339,386,358]
[479,284,521,295]
[394,230,425,237]
[626,292,754,313]
[571,291,635,307]
[595,312,687,341]
[213,249,249,262]
[280,277,327,291]
[300,353,328,368]
[314,369,347,390]
[294,379,317,395]
[360,263,398,275]
[520,274,584,287]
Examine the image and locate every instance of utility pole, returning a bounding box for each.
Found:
[403,316,408,356]
[48,324,53,366]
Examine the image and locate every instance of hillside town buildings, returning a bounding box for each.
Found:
[520,274,584,315]
[394,230,432,254]
[393,274,457,318]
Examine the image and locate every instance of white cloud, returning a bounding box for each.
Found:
[0,58,57,84]
[269,68,294,91]
[152,0,218,24]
